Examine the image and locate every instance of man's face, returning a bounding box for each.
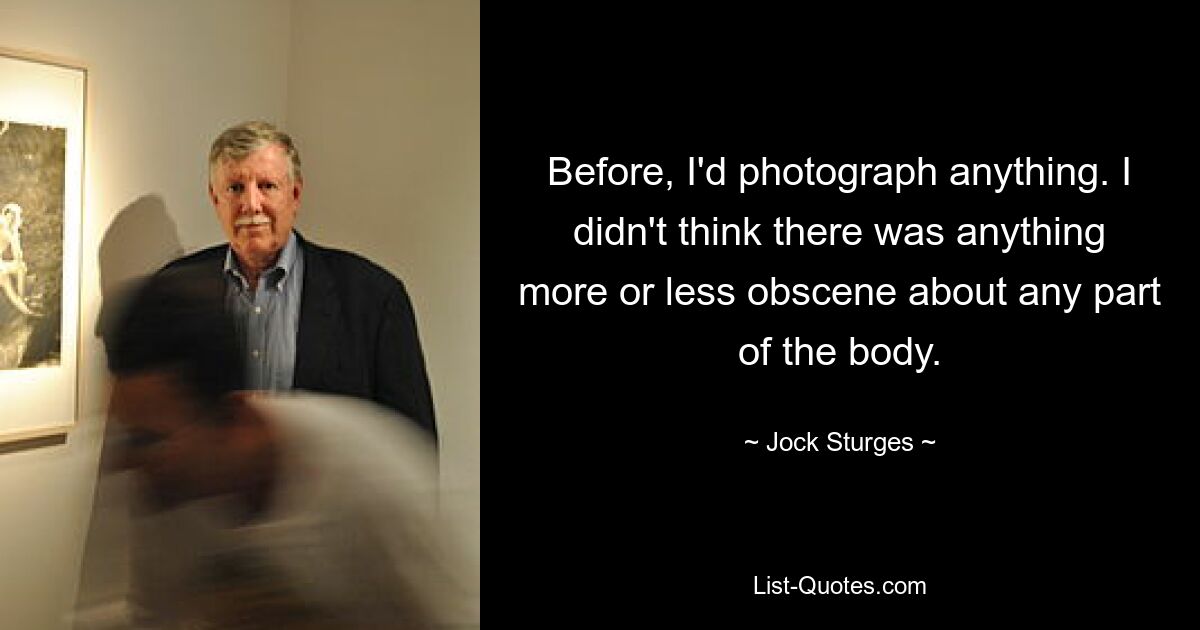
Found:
[110,372,232,508]
[209,143,302,271]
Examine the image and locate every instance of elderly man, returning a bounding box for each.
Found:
[161,121,436,437]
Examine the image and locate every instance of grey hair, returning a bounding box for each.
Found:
[208,121,303,182]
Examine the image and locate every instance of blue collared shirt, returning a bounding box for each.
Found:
[223,231,305,392]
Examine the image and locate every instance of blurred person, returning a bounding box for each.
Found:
[160,121,436,437]
[98,268,471,629]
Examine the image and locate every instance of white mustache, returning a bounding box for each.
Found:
[234,214,271,228]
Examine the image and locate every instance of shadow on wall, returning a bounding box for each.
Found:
[72,194,182,625]
[95,194,183,347]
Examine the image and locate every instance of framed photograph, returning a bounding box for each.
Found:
[0,48,86,443]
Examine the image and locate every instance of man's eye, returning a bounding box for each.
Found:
[227,183,244,193]
[260,182,277,191]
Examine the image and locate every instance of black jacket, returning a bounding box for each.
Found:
[161,233,437,438]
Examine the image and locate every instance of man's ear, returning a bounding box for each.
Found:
[224,391,273,433]
[208,181,219,207]
[222,392,279,466]
[224,391,258,422]
[292,177,304,205]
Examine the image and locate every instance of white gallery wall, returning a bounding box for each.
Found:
[0,1,479,627]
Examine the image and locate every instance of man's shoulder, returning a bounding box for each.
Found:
[300,237,409,294]
[262,392,435,454]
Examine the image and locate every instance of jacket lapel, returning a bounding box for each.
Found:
[293,233,340,390]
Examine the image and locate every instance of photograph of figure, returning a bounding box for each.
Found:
[0,119,64,369]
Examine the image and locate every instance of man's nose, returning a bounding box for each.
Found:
[245,184,264,213]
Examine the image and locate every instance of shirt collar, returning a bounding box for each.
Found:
[224,231,299,290]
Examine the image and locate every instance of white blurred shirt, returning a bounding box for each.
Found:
[83,393,474,630]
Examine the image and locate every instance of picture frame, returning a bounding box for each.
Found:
[0,48,86,444]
